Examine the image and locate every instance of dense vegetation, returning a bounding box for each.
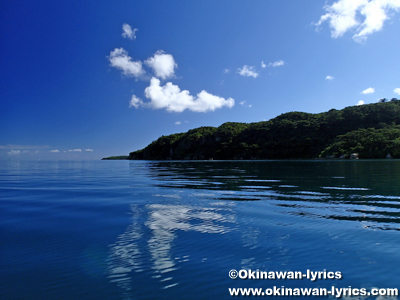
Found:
[320,125,400,159]
[101,155,129,160]
[122,100,400,160]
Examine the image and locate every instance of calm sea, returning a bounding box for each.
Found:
[1,160,400,299]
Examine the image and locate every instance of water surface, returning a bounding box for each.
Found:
[1,160,400,299]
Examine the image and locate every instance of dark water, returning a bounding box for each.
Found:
[1,160,400,299]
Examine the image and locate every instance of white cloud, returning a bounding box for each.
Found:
[361,87,375,94]
[129,95,144,108]
[175,121,181,125]
[50,150,60,153]
[7,150,21,155]
[326,75,334,80]
[85,149,94,152]
[268,60,285,67]
[316,0,400,42]
[394,88,400,95]
[240,101,246,105]
[109,48,144,78]
[223,69,230,74]
[145,51,177,80]
[140,77,234,113]
[69,149,82,152]
[237,65,259,78]
[357,100,365,105]
[122,24,138,40]
[261,61,266,68]
[249,104,252,108]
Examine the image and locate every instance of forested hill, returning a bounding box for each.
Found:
[126,100,400,160]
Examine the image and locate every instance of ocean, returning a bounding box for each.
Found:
[1,160,400,299]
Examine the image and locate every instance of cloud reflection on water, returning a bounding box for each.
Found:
[108,200,236,295]
[108,160,400,298]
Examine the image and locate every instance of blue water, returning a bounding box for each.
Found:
[1,160,400,299]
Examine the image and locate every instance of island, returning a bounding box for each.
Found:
[103,99,400,160]
[101,155,129,160]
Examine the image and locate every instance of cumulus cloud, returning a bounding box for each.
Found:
[85,149,94,152]
[7,150,21,155]
[175,121,181,125]
[237,65,259,78]
[238,101,252,107]
[261,61,266,68]
[145,51,177,79]
[326,75,334,80]
[122,24,138,40]
[268,60,285,67]
[69,149,82,152]
[316,0,400,42]
[138,77,234,113]
[129,95,144,108]
[361,87,375,94]
[223,69,230,74]
[109,48,144,78]
[50,150,60,153]
[394,88,400,95]
[357,100,365,105]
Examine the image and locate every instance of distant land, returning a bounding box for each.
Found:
[102,155,129,160]
[103,99,400,160]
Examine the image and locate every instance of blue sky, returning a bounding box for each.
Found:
[1,0,400,160]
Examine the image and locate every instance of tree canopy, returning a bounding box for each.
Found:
[123,100,400,160]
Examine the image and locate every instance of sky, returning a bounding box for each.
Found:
[1,0,400,160]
